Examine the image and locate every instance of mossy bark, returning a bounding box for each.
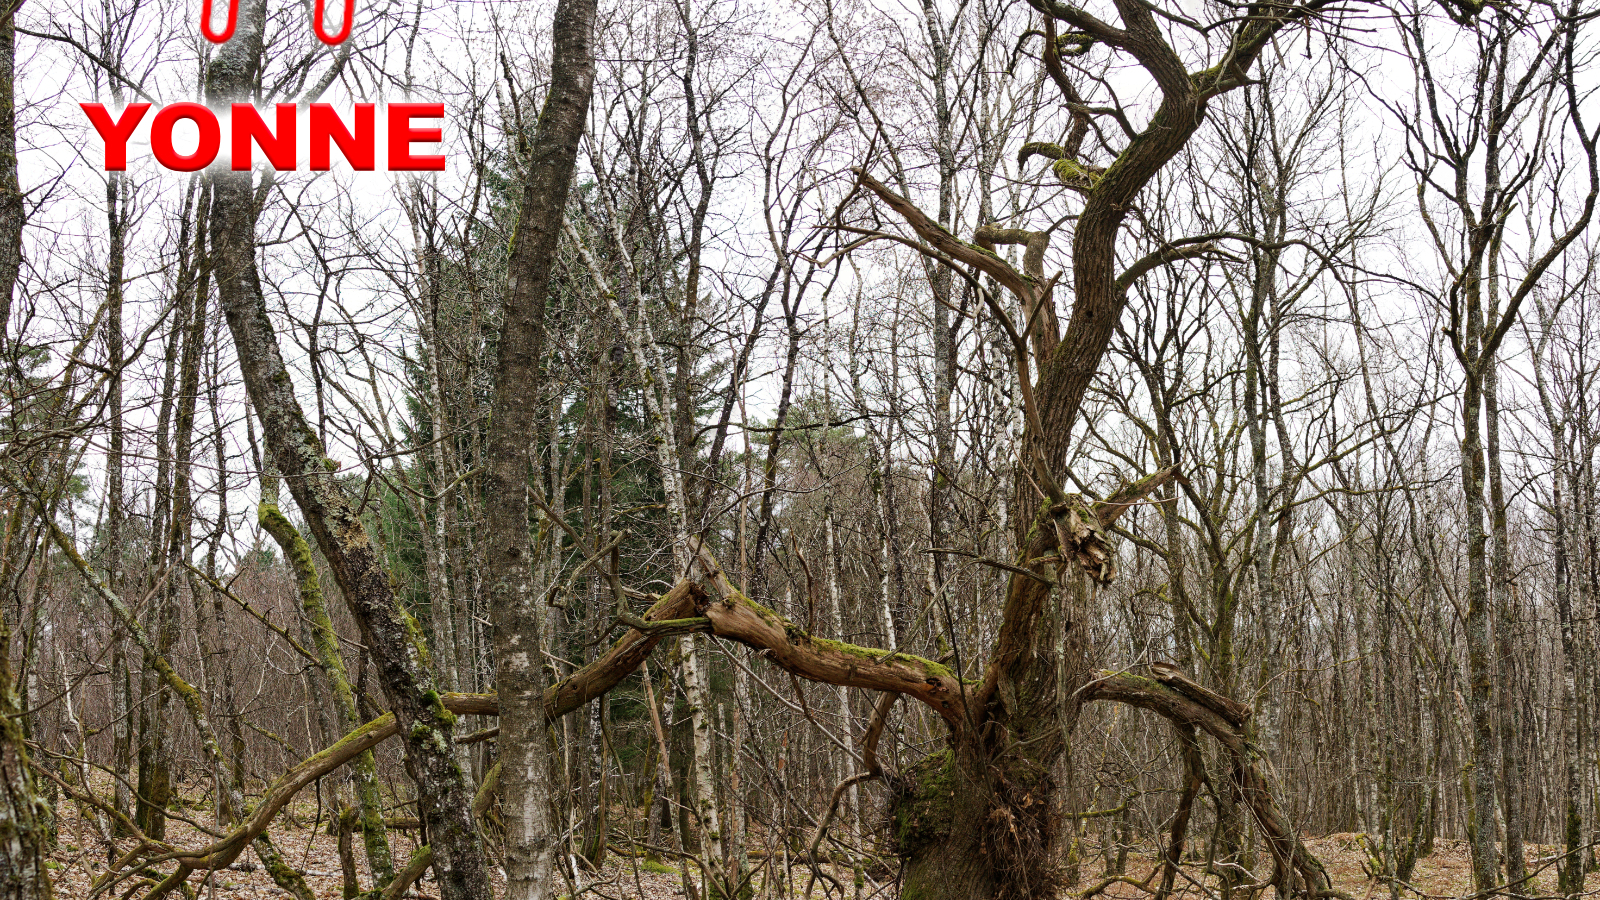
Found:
[891,510,1079,900]
[1,10,61,894]
[259,480,395,888]
[892,751,996,900]
[0,678,53,900]
[203,5,492,900]
[0,526,51,899]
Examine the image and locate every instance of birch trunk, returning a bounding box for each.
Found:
[569,207,721,886]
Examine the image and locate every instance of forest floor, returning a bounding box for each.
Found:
[43,791,1595,900]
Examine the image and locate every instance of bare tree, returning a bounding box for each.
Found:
[1383,1,1599,889]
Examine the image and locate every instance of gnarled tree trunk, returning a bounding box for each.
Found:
[840,2,1370,895]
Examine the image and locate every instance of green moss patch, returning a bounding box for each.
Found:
[891,749,960,854]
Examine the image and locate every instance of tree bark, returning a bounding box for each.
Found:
[0,6,52,891]
[204,4,492,899]
[1483,362,1525,889]
[1530,323,1585,898]
[1458,274,1502,896]
[0,0,18,347]
[101,163,134,832]
[483,0,598,896]
[259,473,395,889]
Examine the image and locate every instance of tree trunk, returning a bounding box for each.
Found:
[259,472,395,889]
[894,749,1001,900]
[892,517,1081,900]
[100,102,133,835]
[642,659,677,850]
[0,652,52,900]
[679,633,724,883]
[483,0,598,895]
[1530,313,1586,898]
[1483,363,1525,890]
[0,0,18,343]
[1460,349,1501,894]
[136,240,187,838]
[204,5,492,899]
[0,8,52,892]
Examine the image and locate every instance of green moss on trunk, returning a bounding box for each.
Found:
[259,495,395,887]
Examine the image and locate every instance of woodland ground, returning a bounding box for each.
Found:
[41,783,1598,900]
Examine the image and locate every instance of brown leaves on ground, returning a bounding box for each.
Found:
[1079,835,1592,900]
[46,787,1595,900]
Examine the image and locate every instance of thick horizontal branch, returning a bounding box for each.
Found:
[1114,242,1218,296]
[112,557,943,880]
[1080,669,1242,751]
[690,542,969,728]
[548,579,702,714]
[164,692,495,872]
[1093,465,1183,529]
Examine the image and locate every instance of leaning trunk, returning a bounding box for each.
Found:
[204,5,491,899]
